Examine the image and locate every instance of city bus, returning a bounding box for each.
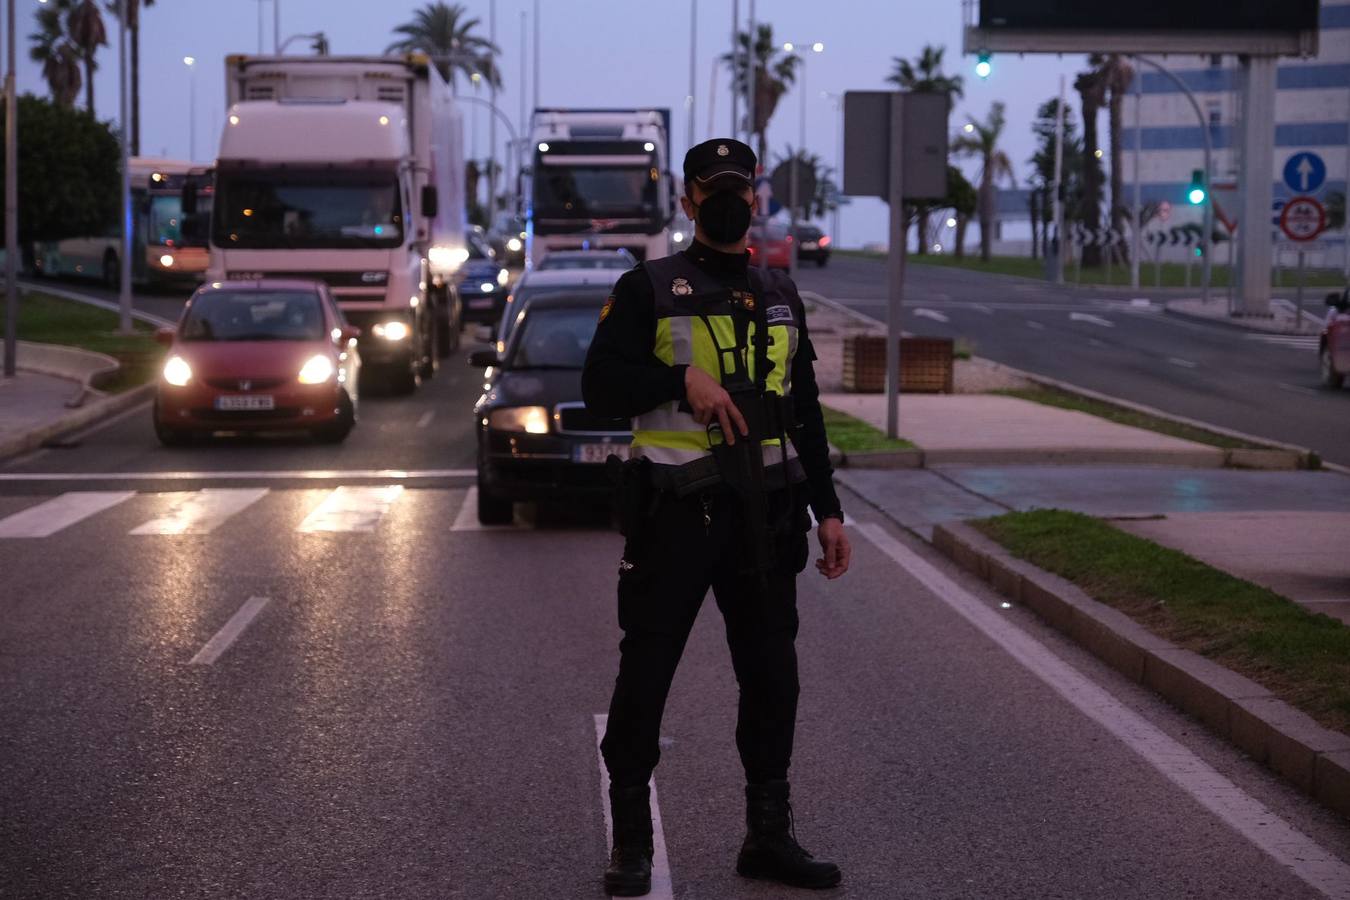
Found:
[36,157,208,287]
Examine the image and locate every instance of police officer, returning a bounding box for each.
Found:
[582,138,851,897]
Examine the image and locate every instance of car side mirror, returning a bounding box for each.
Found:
[154,326,176,346]
[468,350,498,368]
[421,185,439,219]
[339,325,361,343]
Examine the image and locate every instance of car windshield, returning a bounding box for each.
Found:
[533,165,658,217]
[180,290,327,342]
[539,255,631,270]
[213,168,403,249]
[506,305,604,369]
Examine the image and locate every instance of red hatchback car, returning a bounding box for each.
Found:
[747,221,793,272]
[154,280,361,445]
[1322,288,1350,389]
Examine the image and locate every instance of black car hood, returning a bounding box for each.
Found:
[482,367,580,410]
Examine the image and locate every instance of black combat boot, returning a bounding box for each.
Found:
[604,783,654,897]
[736,780,842,890]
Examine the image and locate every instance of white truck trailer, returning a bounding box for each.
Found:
[524,108,675,266]
[197,54,467,394]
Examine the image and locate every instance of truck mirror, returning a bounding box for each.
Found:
[182,183,198,215]
[421,185,439,219]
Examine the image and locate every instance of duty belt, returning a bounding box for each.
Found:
[648,454,806,497]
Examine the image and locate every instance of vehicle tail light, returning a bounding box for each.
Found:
[819,235,831,247]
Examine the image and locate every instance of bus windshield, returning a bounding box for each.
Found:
[533,165,658,219]
[213,168,404,249]
[148,195,184,247]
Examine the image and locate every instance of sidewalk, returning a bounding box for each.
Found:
[1166,296,1328,334]
[0,371,83,447]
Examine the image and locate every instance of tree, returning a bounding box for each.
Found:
[28,2,82,109]
[1027,97,1084,262]
[386,2,501,91]
[0,94,119,244]
[772,146,836,220]
[65,0,107,115]
[1093,54,1136,251]
[952,102,1015,263]
[942,165,978,258]
[1074,65,1108,266]
[105,0,155,156]
[722,24,799,163]
[886,44,962,254]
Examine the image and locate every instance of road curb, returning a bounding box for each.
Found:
[1162,300,1319,337]
[931,520,1350,821]
[0,383,155,464]
[1,340,121,407]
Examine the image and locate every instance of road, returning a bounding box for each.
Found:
[4,286,1350,897]
[796,256,1350,467]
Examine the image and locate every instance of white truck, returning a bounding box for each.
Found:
[194,54,467,394]
[524,108,676,266]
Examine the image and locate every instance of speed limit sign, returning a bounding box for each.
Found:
[1279,196,1326,242]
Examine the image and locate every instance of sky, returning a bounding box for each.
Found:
[11,0,1094,248]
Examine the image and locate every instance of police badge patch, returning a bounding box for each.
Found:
[765,304,794,324]
[671,277,693,296]
[716,144,730,157]
[598,295,615,322]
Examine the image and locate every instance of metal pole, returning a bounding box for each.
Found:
[833,95,842,247]
[789,50,803,277]
[730,0,739,138]
[1051,74,1065,284]
[1296,249,1306,329]
[518,11,526,138]
[186,58,196,161]
[272,0,279,53]
[256,0,263,54]
[489,0,496,221]
[532,0,539,111]
[117,0,132,334]
[687,0,696,150]
[1130,61,1142,288]
[885,93,906,440]
[746,0,755,165]
[4,0,17,378]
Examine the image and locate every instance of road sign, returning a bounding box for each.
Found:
[1282,152,1326,195]
[1278,195,1326,242]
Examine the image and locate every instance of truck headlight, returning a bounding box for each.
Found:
[159,253,175,268]
[162,355,192,386]
[429,245,470,272]
[297,354,335,384]
[497,268,510,286]
[372,321,410,341]
[488,406,550,434]
[506,237,522,253]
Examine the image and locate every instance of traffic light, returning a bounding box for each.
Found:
[1187,169,1206,205]
[975,51,992,79]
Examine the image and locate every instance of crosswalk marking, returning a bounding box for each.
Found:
[0,491,135,538]
[129,488,269,535]
[1245,333,1319,351]
[449,487,523,532]
[296,485,404,533]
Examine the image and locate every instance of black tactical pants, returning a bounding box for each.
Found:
[600,487,810,790]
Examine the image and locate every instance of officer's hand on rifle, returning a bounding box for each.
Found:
[815,518,851,580]
[684,366,749,445]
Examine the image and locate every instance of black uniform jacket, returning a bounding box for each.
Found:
[582,239,843,522]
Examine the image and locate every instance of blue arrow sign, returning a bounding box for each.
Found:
[1282,152,1326,194]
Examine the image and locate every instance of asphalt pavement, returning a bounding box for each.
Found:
[795,256,1350,467]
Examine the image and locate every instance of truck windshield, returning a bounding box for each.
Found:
[213,169,404,249]
[533,165,657,219]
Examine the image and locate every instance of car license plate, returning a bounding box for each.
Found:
[574,443,629,464]
[801,241,819,250]
[215,394,275,411]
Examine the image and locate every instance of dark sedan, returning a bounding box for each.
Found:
[470,289,629,524]
[458,232,512,326]
[793,224,831,267]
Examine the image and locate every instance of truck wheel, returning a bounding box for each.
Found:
[476,484,514,525]
[1320,347,1344,389]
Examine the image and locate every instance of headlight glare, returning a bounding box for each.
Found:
[497,268,510,286]
[372,321,410,341]
[488,405,550,434]
[297,354,335,384]
[506,237,522,252]
[162,355,192,386]
[479,281,496,293]
[159,253,175,268]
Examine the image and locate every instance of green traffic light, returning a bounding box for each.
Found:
[1187,168,1206,205]
[976,52,991,79]
[1188,187,1206,205]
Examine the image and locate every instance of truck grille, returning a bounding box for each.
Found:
[555,403,629,436]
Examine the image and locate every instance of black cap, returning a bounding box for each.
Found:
[683,138,756,187]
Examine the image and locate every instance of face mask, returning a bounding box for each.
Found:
[694,190,753,244]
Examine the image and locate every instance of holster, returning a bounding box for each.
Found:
[608,455,654,541]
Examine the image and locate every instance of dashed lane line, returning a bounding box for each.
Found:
[129,487,269,535]
[1026,320,1046,330]
[189,596,270,665]
[296,485,403,533]
[1277,383,1320,397]
[594,714,674,900]
[913,308,950,323]
[1069,312,1115,328]
[0,491,135,538]
[1168,357,1199,369]
[416,411,436,429]
[855,522,1350,900]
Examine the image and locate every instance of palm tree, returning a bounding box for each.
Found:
[65,0,107,115]
[1095,54,1136,255]
[722,24,799,163]
[886,44,963,254]
[387,2,501,91]
[1074,65,1108,266]
[106,0,155,155]
[952,103,1015,263]
[29,2,82,108]
[773,146,835,219]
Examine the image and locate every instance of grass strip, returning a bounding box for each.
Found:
[993,386,1266,451]
[821,405,915,453]
[975,509,1350,736]
[0,290,162,392]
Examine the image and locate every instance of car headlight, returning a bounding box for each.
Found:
[479,281,496,293]
[159,253,175,268]
[488,406,550,434]
[297,354,335,384]
[506,237,522,253]
[429,245,470,272]
[162,355,192,386]
[497,268,510,286]
[372,321,410,341]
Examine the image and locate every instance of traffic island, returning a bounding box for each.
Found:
[933,510,1350,821]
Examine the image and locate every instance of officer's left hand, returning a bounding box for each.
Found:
[815,518,851,580]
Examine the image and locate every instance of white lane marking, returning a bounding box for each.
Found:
[854,522,1350,899]
[129,488,269,535]
[296,485,403,533]
[416,411,435,429]
[0,468,476,483]
[1277,382,1320,397]
[450,486,521,531]
[1130,298,1153,308]
[1246,334,1320,350]
[973,303,995,315]
[1026,320,1046,331]
[594,714,674,900]
[0,491,135,538]
[190,596,270,665]
[1070,312,1115,328]
[1168,357,1199,369]
[913,308,950,323]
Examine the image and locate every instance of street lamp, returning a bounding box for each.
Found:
[781,40,823,276]
[183,56,196,161]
